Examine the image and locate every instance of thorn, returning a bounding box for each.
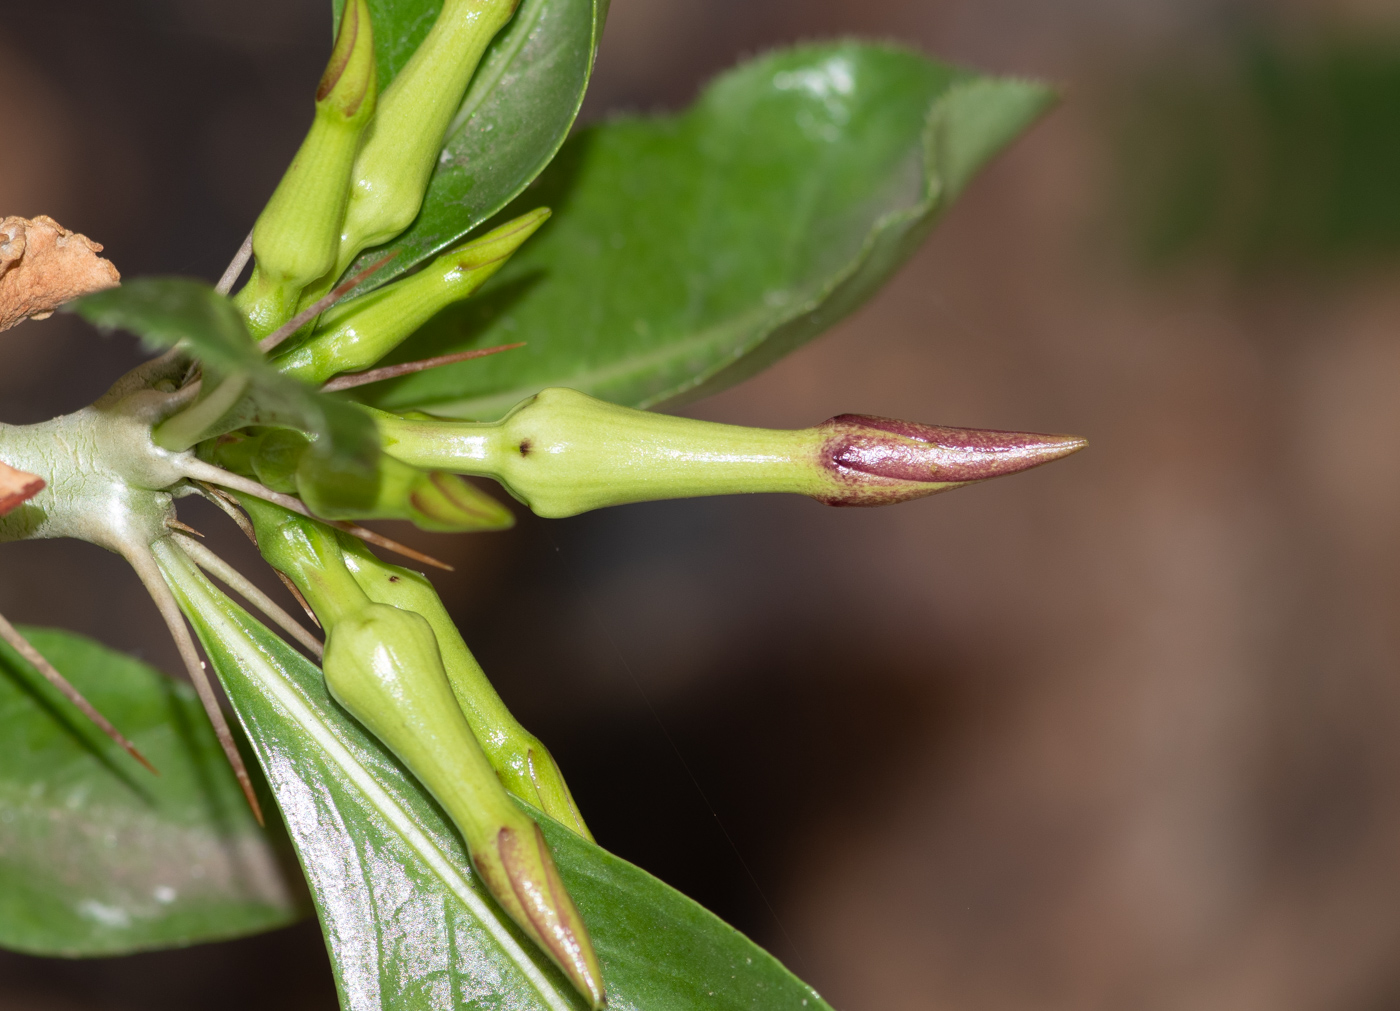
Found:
[166,518,205,538]
[127,548,264,824]
[216,231,253,296]
[172,534,324,659]
[0,611,159,775]
[195,481,259,545]
[328,520,455,572]
[185,463,454,571]
[276,570,322,629]
[257,251,397,354]
[319,343,526,393]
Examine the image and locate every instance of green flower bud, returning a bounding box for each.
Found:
[273,209,548,385]
[236,498,603,1007]
[204,428,513,533]
[250,428,311,493]
[337,535,592,839]
[324,0,522,288]
[297,448,514,532]
[234,0,377,338]
[373,388,1088,518]
[322,603,603,1009]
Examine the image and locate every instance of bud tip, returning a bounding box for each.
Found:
[498,823,605,1008]
[819,414,1085,505]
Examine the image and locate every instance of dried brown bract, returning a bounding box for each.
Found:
[0,215,119,332]
[0,459,44,516]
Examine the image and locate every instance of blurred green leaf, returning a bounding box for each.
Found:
[74,279,377,467]
[0,626,307,956]
[333,0,607,298]
[357,42,1053,419]
[1118,33,1400,271]
[171,547,832,1011]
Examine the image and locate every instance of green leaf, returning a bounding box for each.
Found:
[0,626,307,956]
[359,42,1054,419]
[167,542,831,1011]
[74,279,377,466]
[333,0,608,298]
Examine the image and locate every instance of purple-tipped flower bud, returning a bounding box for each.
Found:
[815,414,1087,506]
[370,388,1087,518]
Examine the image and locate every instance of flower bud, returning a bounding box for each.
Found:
[373,388,1087,518]
[235,0,378,338]
[326,0,521,286]
[235,498,603,1007]
[811,413,1088,505]
[297,449,514,532]
[337,535,592,839]
[322,604,603,1008]
[204,428,513,532]
[273,209,548,385]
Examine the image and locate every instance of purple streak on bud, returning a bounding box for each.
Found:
[317,0,373,118]
[817,414,1086,506]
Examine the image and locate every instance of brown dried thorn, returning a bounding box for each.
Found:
[275,570,321,629]
[257,252,397,354]
[216,232,253,296]
[166,518,205,538]
[187,465,454,572]
[195,481,259,545]
[320,343,526,393]
[328,520,455,572]
[0,612,158,775]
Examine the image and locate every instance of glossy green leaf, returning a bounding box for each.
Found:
[74,279,377,467]
[166,542,831,1011]
[359,42,1054,419]
[0,626,307,956]
[333,0,607,298]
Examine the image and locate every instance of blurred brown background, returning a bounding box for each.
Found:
[5,0,1400,1008]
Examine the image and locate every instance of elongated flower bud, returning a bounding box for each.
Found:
[274,209,548,384]
[325,0,521,287]
[235,0,377,338]
[237,497,604,1007]
[372,387,1087,518]
[322,604,603,1008]
[338,535,592,839]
